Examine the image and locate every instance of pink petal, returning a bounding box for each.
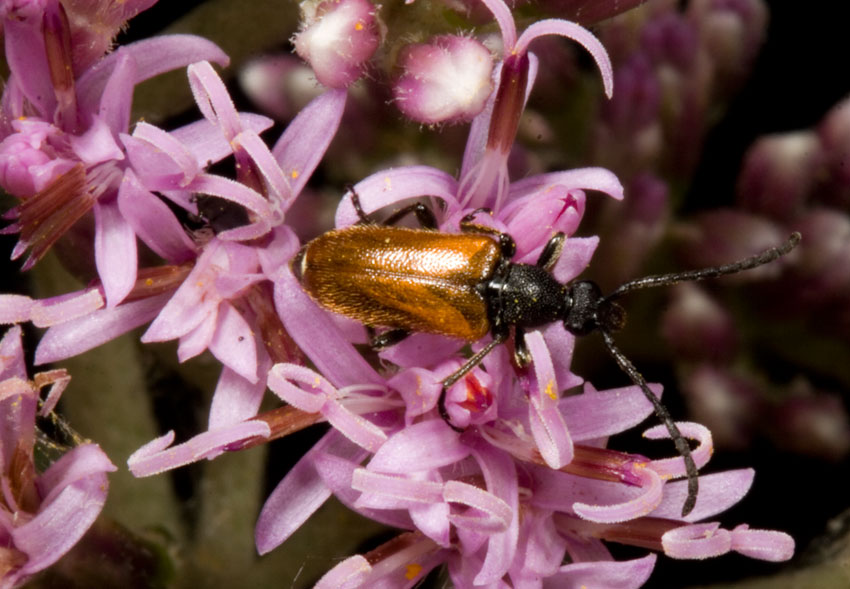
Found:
[30,289,104,328]
[35,293,169,364]
[545,554,656,589]
[98,50,137,134]
[571,467,664,523]
[128,420,270,477]
[77,35,229,114]
[94,199,138,307]
[171,113,274,166]
[661,522,732,559]
[314,555,371,589]
[526,330,573,469]
[368,419,470,473]
[731,525,795,562]
[560,382,662,442]
[255,431,364,554]
[645,422,713,478]
[650,469,755,522]
[0,295,35,325]
[272,88,347,198]
[117,169,197,263]
[208,362,269,429]
[208,303,258,383]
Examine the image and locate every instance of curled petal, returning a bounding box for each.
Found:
[515,20,613,98]
[645,422,713,478]
[731,524,795,562]
[444,480,512,533]
[127,421,270,477]
[323,399,387,452]
[573,466,663,523]
[661,522,732,559]
[268,363,334,413]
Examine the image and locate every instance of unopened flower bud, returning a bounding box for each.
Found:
[770,382,850,461]
[791,209,850,302]
[675,210,788,282]
[393,35,494,124]
[693,0,768,84]
[661,283,739,363]
[736,132,822,221]
[294,0,381,88]
[239,55,322,120]
[680,365,762,450]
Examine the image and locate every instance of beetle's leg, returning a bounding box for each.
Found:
[347,185,373,224]
[460,213,516,259]
[513,328,532,367]
[371,328,411,350]
[438,333,507,431]
[347,186,439,229]
[382,202,438,229]
[536,233,566,271]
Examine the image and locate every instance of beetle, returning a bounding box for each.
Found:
[292,191,800,516]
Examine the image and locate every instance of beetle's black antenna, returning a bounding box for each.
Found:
[601,331,699,517]
[603,232,801,303]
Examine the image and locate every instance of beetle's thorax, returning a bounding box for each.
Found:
[480,261,567,334]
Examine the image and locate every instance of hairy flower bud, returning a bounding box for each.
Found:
[294,0,382,88]
[393,35,494,124]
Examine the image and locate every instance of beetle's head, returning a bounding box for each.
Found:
[563,280,626,336]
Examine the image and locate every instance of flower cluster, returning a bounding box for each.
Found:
[0,0,798,586]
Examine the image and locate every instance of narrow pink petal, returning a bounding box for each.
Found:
[526,330,573,469]
[233,131,292,213]
[128,420,270,477]
[268,363,336,413]
[208,361,269,429]
[187,173,271,220]
[545,554,656,589]
[0,295,35,324]
[731,525,795,562]
[13,468,110,575]
[77,35,229,113]
[171,113,274,165]
[478,0,517,50]
[551,236,599,283]
[36,443,117,506]
[560,382,662,442]
[368,419,470,473]
[255,431,362,554]
[645,422,713,477]
[3,17,53,119]
[515,20,613,98]
[334,166,460,227]
[30,289,105,328]
[177,315,217,362]
[35,293,169,364]
[509,168,624,202]
[128,123,200,183]
[188,61,241,139]
[444,481,512,533]
[662,523,732,559]
[117,170,197,263]
[353,470,444,509]
[651,469,755,523]
[0,326,26,378]
[274,268,382,387]
[98,50,137,134]
[324,400,387,452]
[208,303,258,383]
[94,199,138,307]
[573,467,663,523]
[315,555,372,589]
[272,88,347,198]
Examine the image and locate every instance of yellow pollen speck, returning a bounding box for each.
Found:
[405,563,423,580]
[383,176,393,191]
[355,21,364,31]
[313,376,321,388]
[145,278,154,286]
[290,169,300,179]
[545,380,557,401]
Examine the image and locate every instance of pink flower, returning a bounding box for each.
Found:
[0,326,116,587]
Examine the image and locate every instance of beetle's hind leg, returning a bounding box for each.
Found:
[347,186,439,229]
[437,333,507,432]
[370,328,411,350]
